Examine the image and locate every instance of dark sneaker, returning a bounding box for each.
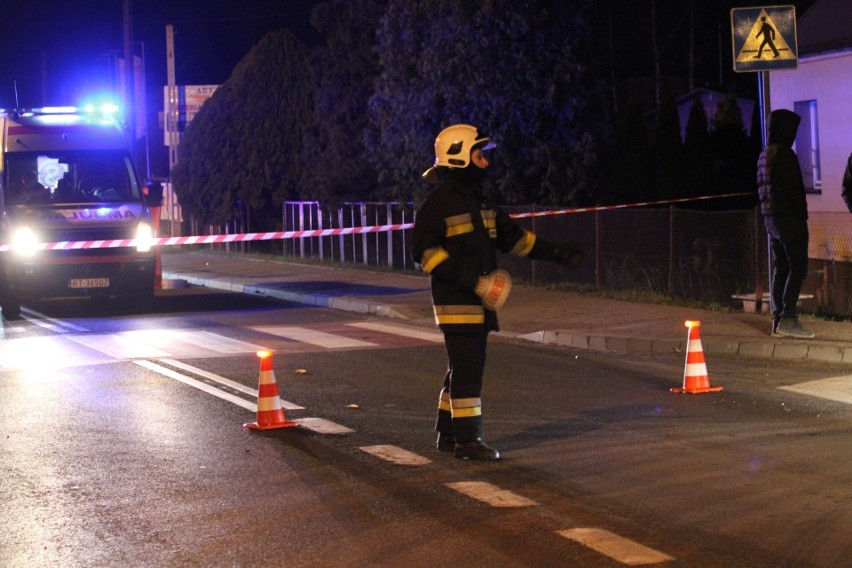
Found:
[436,433,455,452]
[454,438,501,461]
[775,318,815,339]
[771,318,781,337]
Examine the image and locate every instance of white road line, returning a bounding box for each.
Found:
[164,330,270,354]
[445,481,537,508]
[295,417,354,434]
[0,326,26,335]
[158,358,304,410]
[346,322,444,343]
[135,360,257,412]
[250,325,378,348]
[778,375,852,405]
[137,361,351,435]
[0,335,110,370]
[21,307,90,332]
[360,445,432,465]
[557,528,674,566]
[68,334,171,359]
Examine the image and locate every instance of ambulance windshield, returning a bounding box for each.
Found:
[6,150,142,205]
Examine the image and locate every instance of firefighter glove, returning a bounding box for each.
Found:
[475,269,512,311]
[553,244,584,267]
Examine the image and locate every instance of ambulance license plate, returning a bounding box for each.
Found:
[69,278,110,289]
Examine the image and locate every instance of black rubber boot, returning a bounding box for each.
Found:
[454,438,501,461]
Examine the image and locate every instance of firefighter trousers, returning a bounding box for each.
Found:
[436,330,489,443]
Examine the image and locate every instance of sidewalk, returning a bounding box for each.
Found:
[160,250,852,365]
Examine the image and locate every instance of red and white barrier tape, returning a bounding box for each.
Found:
[0,192,749,252]
[0,224,413,252]
[509,192,750,218]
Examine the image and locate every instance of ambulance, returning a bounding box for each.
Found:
[0,105,157,319]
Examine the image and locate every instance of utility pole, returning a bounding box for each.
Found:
[123,0,136,164]
[166,24,178,174]
[166,24,178,237]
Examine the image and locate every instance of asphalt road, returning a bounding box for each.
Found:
[1,290,849,567]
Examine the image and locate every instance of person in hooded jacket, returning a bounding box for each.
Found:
[412,124,583,460]
[842,152,852,213]
[756,109,814,339]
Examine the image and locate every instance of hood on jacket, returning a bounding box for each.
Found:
[767,109,800,147]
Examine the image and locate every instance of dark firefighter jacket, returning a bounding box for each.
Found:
[756,109,808,220]
[412,172,568,333]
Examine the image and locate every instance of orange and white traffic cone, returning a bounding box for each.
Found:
[671,321,723,394]
[244,350,298,429]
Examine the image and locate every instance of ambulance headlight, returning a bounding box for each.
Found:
[135,222,154,252]
[11,226,39,257]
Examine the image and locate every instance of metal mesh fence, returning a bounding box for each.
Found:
[279,201,852,319]
[501,207,766,303]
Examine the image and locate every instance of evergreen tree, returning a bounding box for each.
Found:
[709,93,756,208]
[367,0,603,206]
[600,100,652,205]
[172,30,311,229]
[748,103,763,163]
[299,0,382,206]
[684,94,711,199]
[653,93,684,200]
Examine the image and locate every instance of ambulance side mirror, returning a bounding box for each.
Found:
[143,180,164,207]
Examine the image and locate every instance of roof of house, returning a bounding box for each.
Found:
[798,0,852,55]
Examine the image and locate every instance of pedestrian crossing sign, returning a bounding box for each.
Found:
[731,5,798,72]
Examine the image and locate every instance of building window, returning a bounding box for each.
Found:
[794,100,821,193]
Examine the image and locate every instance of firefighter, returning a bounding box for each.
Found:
[412,124,583,460]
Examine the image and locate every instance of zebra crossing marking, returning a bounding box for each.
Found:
[295,417,353,434]
[250,325,378,348]
[346,321,443,343]
[779,375,852,405]
[67,333,171,359]
[0,335,109,369]
[360,445,432,465]
[21,307,90,333]
[557,528,674,565]
[127,329,270,354]
[445,481,537,508]
[1,322,441,371]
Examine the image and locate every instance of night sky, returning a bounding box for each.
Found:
[0,0,322,109]
[1,1,820,112]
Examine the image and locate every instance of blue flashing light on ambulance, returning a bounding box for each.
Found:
[0,104,157,319]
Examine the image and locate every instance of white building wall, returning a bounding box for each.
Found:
[769,50,852,212]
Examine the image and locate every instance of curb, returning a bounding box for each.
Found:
[163,270,852,365]
[163,272,411,320]
[515,329,852,364]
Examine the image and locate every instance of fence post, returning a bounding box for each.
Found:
[594,208,601,287]
[668,206,675,296]
[386,203,393,268]
[753,208,764,305]
[337,207,342,262]
[316,202,325,260]
[402,206,410,270]
[361,202,368,266]
[281,203,288,256]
